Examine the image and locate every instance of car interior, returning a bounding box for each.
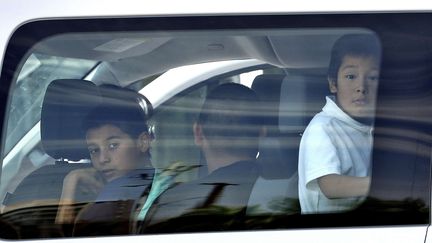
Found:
[0,17,430,239]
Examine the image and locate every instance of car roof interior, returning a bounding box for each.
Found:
[31,28,373,86]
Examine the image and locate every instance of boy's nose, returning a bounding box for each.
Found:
[98,148,111,164]
[356,77,368,94]
[356,86,366,94]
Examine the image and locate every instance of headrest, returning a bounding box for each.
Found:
[98,84,153,119]
[278,74,329,133]
[41,80,153,161]
[251,74,286,130]
[41,79,100,161]
[251,74,286,102]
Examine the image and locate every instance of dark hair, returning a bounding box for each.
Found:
[328,34,381,82]
[82,85,150,139]
[82,104,149,139]
[197,83,263,156]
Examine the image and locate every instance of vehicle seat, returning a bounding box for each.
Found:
[1,162,92,238]
[40,81,153,162]
[41,79,101,161]
[3,79,154,238]
[247,73,328,216]
[2,79,100,238]
[251,74,296,178]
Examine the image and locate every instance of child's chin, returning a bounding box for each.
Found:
[105,174,120,182]
[348,109,374,119]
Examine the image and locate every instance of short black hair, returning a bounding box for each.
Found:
[197,83,263,157]
[82,103,149,139]
[328,34,381,82]
[82,85,150,139]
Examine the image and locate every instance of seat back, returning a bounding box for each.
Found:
[2,79,100,238]
[251,74,292,179]
[247,73,328,215]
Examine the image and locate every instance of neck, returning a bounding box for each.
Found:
[352,116,374,125]
[205,150,254,174]
[140,154,153,169]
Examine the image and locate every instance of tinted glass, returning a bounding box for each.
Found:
[0,15,430,240]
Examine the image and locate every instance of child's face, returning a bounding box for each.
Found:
[329,55,380,118]
[86,124,147,182]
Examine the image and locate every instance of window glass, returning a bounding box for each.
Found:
[0,16,430,240]
[4,54,97,156]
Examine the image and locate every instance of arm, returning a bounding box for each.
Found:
[56,167,105,224]
[318,174,371,199]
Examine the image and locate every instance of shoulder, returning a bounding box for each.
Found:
[159,161,258,200]
[300,113,346,152]
[303,112,337,138]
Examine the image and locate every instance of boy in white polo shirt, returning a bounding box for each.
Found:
[298,34,381,214]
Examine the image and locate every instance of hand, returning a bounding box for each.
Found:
[56,167,106,224]
[63,167,106,200]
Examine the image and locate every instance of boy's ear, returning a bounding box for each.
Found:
[328,77,338,93]
[193,122,204,147]
[137,132,151,152]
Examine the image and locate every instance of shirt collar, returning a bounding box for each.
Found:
[323,96,373,133]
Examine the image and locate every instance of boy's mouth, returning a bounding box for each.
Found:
[353,98,367,105]
[102,169,116,179]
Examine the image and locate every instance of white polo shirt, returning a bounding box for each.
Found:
[298,96,373,214]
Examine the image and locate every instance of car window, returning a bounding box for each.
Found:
[4,54,97,156]
[0,15,430,241]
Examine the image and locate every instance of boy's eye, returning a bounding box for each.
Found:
[368,75,379,82]
[108,142,119,150]
[88,147,99,155]
[345,74,356,80]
